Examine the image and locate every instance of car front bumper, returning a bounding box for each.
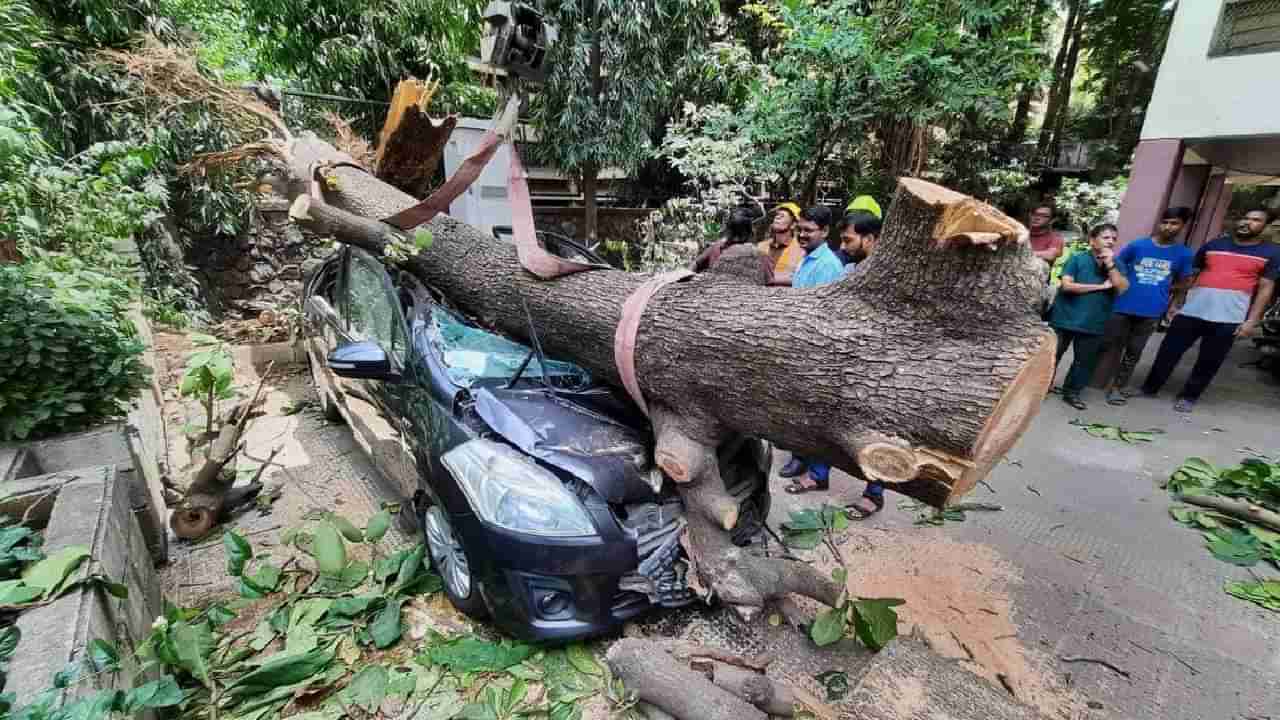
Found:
[450,510,654,642]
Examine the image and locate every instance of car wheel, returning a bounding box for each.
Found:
[423,506,489,619]
[307,350,344,423]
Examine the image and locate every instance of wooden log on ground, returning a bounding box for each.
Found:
[171,369,272,539]
[606,639,766,720]
[282,133,1054,612]
[1180,494,1280,533]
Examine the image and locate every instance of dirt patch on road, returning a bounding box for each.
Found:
[836,527,1085,719]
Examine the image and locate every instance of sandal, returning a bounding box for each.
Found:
[784,477,829,495]
[847,494,884,519]
[1062,394,1087,411]
[1106,391,1127,406]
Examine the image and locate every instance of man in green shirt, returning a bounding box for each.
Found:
[1049,223,1130,410]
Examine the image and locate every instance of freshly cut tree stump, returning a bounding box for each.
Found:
[283,133,1054,616]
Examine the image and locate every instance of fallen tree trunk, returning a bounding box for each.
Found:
[282,132,1054,614]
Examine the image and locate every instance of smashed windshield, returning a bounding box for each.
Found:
[424,306,591,388]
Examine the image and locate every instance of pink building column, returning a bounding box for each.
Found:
[1117,139,1185,244]
[1188,173,1233,250]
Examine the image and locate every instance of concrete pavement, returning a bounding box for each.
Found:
[776,339,1280,718]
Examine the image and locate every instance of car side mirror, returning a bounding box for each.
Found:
[327,341,401,381]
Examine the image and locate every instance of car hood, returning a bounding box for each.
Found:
[473,386,661,504]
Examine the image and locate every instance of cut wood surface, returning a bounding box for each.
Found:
[282,132,1054,616]
[373,78,456,197]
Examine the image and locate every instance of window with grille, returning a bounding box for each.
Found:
[1210,0,1280,57]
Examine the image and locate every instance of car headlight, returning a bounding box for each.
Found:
[441,439,596,537]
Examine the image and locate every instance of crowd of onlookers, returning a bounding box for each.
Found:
[1033,203,1278,414]
[689,194,1280,518]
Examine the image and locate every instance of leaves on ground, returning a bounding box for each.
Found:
[20,544,90,599]
[1070,419,1164,444]
[1166,455,1280,607]
[851,598,905,651]
[425,636,535,673]
[1224,579,1280,611]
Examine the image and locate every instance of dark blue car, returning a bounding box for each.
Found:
[301,240,771,641]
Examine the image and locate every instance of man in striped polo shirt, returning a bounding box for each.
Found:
[1140,209,1280,412]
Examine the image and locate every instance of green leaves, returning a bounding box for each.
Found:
[1203,528,1263,567]
[370,598,403,649]
[365,510,391,544]
[413,228,434,251]
[120,676,184,712]
[313,521,348,577]
[86,639,120,674]
[809,606,847,647]
[1224,579,1280,612]
[178,339,234,434]
[19,544,90,600]
[850,599,905,651]
[224,530,252,576]
[226,645,336,699]
[1070,419,1163,444]
[171,620,214,687]
[425,637,535,673]
[343,665,388,712]
[565,644,602,677]
[781,505,848,549]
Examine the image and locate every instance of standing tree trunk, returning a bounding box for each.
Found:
[284,132,1055,620]
[1036,0,1083,162]
[581,4,604,246]
[878,117,929,180]
[1004,0,1051,151]
[1047,17,1084,167]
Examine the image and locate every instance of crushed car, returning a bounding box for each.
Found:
[302,238,771,641]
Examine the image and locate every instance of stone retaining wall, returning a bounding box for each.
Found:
[2,466,163,711]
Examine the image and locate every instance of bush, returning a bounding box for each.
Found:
[0,256,149,441]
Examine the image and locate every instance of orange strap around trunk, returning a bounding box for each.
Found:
[613,270,693,416]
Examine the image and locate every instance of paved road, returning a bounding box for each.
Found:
[778,340,1280,719]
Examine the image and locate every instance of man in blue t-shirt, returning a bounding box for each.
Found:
[1098,207,1195,405]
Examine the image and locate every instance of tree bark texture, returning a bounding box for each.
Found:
[606,639,767,720]
[1003,0,1050,150]
[1047,14,1084,165]
[285,135,1055,611]
[877,117,929,180]
[1037,0,1083,162]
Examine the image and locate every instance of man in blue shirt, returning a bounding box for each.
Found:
[781,206,847,496]
[1098,207,1195,405]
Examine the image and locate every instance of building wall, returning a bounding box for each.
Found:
[1141,1,1280,141]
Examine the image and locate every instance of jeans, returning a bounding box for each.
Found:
[806,459,830,484]
[1099,313,1160,389]
[1053,328,1106,396]
[1141,314,1238,400]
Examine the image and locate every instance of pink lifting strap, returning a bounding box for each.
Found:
[381,130,504,230]
[509,146,607,279]
[613,270,693,416]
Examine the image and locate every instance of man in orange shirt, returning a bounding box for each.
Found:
[757,203,803,283]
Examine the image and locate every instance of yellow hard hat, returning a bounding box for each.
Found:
[847,195,882,219]
[773,202,802,220]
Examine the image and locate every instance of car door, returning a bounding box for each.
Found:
[339,248,420,502]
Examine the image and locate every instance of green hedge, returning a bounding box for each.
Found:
[0,255,149,440]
